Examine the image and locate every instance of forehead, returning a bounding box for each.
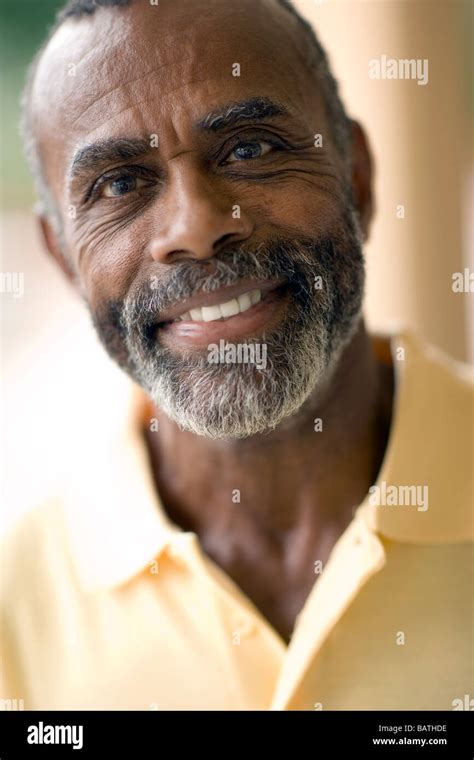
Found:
[33,0,318,184]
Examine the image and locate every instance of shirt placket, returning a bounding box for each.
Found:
[166,532,287,709]
[270,518,386,710]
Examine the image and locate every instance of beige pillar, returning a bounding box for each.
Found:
[293,0,472,361]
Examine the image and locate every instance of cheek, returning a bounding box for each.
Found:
[232,149,348,240]
[66,213,151,309]
[248,179,347,241]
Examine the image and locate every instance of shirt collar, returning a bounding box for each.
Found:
[62,330,473,592]
[359,331,473,544]
[62,383,180,591]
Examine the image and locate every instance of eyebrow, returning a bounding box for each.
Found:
[194,97,290,132]
[68,137,153,183]
[68,97,290,183]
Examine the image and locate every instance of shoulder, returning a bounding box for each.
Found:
[1,498,72,607]
[367,331,473,543]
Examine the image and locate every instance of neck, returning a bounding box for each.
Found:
[144,319,394,642]
[144,320,394,543]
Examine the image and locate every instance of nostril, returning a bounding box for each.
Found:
[165,249,196,264]
[214,232,238,251]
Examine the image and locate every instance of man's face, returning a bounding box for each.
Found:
[33,0,365,438]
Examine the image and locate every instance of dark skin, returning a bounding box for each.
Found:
[33,0,394,643]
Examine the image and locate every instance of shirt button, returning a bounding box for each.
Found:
[353,526,366,546]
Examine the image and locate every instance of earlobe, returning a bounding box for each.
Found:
[37,212,78,287]
[349,120,374,241]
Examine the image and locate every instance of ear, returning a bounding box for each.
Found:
[349,120,374,241]
[37,211,79,288]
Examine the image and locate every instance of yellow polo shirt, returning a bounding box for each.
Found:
[1,332,473,710]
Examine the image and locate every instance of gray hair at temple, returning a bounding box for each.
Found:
[20,0,352,236]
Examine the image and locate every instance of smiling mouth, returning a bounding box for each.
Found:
[166,287,263,324]
[152,282,290,349]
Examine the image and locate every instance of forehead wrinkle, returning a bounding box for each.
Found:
[68,73,234,153]
[69,56,198,129]
[47,9,310,131]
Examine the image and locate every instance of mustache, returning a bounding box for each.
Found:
[122,237,329,334]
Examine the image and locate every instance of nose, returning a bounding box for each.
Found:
[148,172,253,264]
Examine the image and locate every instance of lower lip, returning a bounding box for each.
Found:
[158,285,290,349]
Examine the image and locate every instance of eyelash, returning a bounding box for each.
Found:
[87,166,156,202]
[219,133,289,165]
[86,132,290,202]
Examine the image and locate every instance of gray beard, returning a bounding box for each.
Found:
[137,306,359,440]
[116,214,365,439]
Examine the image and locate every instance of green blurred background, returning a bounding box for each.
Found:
[0,0,64,209]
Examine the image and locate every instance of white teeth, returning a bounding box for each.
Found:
[189,307,203,321]
[249,289,261,306]
[201,305,223,322]
[237,292,252,312]
[220,298,240,318]
[176,289,262,323]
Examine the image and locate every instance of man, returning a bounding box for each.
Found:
[1,0,472,710]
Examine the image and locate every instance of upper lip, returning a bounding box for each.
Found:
[156,278,285,324]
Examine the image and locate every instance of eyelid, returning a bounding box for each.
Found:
[85,165,157,202]
[225,140,273,164]
[101,175,151,198]
[213,129,290,165]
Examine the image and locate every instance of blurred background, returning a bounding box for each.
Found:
[1,0,473,532]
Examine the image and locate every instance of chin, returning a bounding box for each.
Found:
[144,347,330,439]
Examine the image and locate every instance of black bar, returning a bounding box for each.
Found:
[0,710,472,757]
